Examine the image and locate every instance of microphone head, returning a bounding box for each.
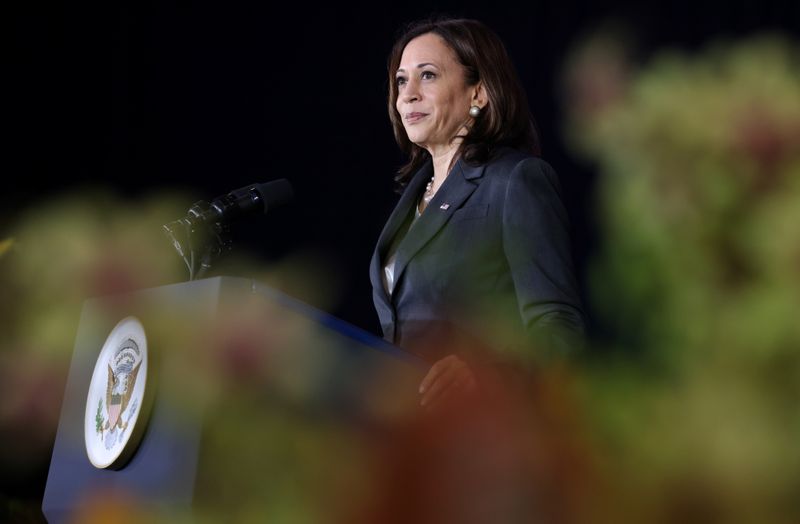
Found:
[255,179,294,213]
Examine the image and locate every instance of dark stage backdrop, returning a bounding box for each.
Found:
[8,0,797,334]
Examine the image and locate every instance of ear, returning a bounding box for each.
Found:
[471,82,488,108]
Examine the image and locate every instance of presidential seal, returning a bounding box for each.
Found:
[84,316,149,469]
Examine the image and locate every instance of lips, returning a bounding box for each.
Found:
[405,112,429,123]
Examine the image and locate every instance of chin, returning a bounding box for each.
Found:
[404,131,427,146]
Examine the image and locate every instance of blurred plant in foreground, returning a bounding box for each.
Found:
[0,188,356,522]
[0,190,188,506]
[563,32,800,522]
[4,34,800,523]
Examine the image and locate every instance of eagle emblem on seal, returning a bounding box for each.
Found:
[96,339,142,450]
[86,316,149,468]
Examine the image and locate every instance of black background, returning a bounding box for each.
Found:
[8,0,798,334]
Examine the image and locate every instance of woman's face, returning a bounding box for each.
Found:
[395,33,476,152]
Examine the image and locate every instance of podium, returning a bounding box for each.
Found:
[42,277,424,522]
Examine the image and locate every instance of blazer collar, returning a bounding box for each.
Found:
[376,161,432,260]
[369,155,489,307]
[390,156,487,297]
[369,160,431,311]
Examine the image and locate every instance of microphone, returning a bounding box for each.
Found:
[184,179,294,226]
[163,179,294,280]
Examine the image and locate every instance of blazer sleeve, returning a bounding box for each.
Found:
[501,157,586,357]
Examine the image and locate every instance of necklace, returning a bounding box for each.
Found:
[423,175,436,204]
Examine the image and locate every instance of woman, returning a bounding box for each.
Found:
[369,18,585,408]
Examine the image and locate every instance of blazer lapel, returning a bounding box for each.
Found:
[391,157,487,295]
[369,161,433,308]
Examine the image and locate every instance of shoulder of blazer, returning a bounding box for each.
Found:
[479,147,550,187]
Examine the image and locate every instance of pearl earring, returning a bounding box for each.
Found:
[469,105,481,117]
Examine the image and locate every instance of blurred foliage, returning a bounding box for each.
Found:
[0,188,394,523]
[3,32,800,524]
[0,190,190,509]
[563,32,800,523]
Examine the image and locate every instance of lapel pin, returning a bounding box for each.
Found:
[440,203,450,210]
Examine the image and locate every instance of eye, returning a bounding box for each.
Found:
[395,76,407,87]
[421,70,436,80]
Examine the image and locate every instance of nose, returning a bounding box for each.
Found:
[399,77,420,104]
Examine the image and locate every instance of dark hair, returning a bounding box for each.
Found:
[387,17,541,188]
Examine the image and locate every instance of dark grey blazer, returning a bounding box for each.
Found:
[369,146,585,360]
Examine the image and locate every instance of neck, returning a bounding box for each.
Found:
[426,141,461,189]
